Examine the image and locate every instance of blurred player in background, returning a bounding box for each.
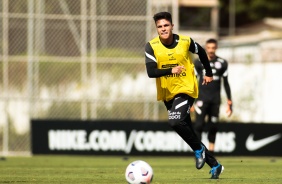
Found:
[193,38,232,154]
[145,12,224,179]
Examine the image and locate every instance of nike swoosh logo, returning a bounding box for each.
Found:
[246,133,281,151]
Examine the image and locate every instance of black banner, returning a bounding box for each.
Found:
[31,120,282,156]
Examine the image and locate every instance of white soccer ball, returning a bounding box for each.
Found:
[125,160,154,184]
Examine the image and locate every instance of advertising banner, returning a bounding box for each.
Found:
[31,120,282,156]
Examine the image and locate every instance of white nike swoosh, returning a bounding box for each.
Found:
[246,133,281,151]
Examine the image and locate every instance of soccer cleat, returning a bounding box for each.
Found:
[194,145,206,169]
[209,164,224,179]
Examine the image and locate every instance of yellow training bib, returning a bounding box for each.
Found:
[149,35,198,101]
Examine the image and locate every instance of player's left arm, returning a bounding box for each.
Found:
[189,38,213,85]
[222,66,232,117]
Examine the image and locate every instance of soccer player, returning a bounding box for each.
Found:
[144,12,224,179]
[193,38,232,154]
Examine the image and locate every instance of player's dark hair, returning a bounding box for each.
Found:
[153,12,172,24]
[206,38,218,45]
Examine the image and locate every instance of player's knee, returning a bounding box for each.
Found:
[211,116,218,123]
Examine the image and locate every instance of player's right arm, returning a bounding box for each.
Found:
[145,42,184,78]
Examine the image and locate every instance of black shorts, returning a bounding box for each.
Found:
[164,94,195,126]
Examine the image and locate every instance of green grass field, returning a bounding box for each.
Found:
[0,155,281,184]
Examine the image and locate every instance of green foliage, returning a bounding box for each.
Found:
[8,62,27,86]
[244,0,282,20]
[0,47,143,87]
[0,156,281,183]
[97,62,145,81]
[39,61,81,86]
[9,0,27,13]
[97,48,143,58]
[45,102,81,119]
[97,102,144,120]
[179,7,211,30]
[219,0,282,28]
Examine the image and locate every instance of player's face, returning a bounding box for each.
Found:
[205,43,217,60]
[155,19,174,44]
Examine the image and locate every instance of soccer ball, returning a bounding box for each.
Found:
[125,160,154,184]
